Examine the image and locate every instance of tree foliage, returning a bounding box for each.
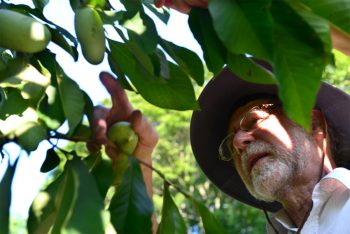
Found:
[0,0,350,233]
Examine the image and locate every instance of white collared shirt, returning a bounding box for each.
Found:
[267,167,350,234]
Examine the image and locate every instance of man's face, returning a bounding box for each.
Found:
[229,99,319,202]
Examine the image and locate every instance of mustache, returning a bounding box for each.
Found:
[241,141,274,162]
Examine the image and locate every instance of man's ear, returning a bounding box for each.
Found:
[311,109,326,144]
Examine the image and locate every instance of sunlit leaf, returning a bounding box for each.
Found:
[271,0,328,130]
[29,158,109,233]
[160,39,204,86]
[0,158,17,234]
[109,40,199,110]
[55,65,85,135]
[0,88,28,120]
[227,54,276,84]
[289,2,331,55]
[300,0,350,36]
[40,148,61,173]
[35,52,66,130]
[28,164,76,234]
[209,0,273,61]
[107,50,135,91]
[188,8,226,75]
[112,153,129,187]
[157,183,187,234]
[0,54,27,83]
[191,199,227,234]
[38,86,65,130]
[84,0,108,9]
[16,121,47,152]
[125,12,159,54]
[0,63,50,105]
[109,157,153,234]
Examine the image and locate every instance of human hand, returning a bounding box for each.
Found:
[154,0,208,13]
[87,72,159,164]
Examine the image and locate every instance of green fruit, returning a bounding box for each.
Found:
[0,9,51,53]
[107,121,139,155]
[74,7,106,65]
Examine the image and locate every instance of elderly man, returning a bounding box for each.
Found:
[190,67,350,233]
[93,62,350,233]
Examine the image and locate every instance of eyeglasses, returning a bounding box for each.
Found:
[218,103,281,161]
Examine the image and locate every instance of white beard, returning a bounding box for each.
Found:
[238,126,315,202]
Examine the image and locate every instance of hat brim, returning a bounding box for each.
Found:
[190,67,350,212]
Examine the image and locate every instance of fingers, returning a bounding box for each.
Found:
[154,0,208,13]
[91,105,110,145]
[87,105,110,152]
[99,72,133,120]
[154,0,165,7]
[129,110,159,149]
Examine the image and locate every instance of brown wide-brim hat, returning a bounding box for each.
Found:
[190,67,350,212]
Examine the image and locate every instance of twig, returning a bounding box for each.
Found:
[136,157,192,199]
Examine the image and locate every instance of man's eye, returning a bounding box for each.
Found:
[241,111,267,131]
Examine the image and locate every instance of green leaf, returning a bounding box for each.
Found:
[112,153,129,187]
[64,158,110,233]
[287,1,332,55]
[300,0,350,36]
[0,54,27,83]
[49,28,79,61]
[40,148,61,173]
[109,157,153,234]
[28,158,109,233]
[84,0,107,9]
[86,151,113,198]
[38,88,65,130]
[191,199,227,234]
[69,0,81,11]
[0,63,50,105]
[107,50,135,91]
[157,183,187,234]
[188,8,226,75]
[209,0,273,61]
[124,12,159,54]
[35,52,66,130]
[227,54,277,84]
[32,0,49,11]
[16,121,47,152]
[271,0,327,130]
[0,158,17,234]
[0,88,28,120]
[120,0,143,11]
[28,164,77,234]
[109,40,199,110]
[55,65,85,135]
[160,39,204,86]
[143,3,170,24]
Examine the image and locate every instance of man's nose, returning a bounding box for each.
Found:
[232,130,255,152]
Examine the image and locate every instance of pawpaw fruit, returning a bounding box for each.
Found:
[107,121,139,155]
[0,9,51,53]
[74,7,106,65]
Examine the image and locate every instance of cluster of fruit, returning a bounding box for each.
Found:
[0,6,105,65]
